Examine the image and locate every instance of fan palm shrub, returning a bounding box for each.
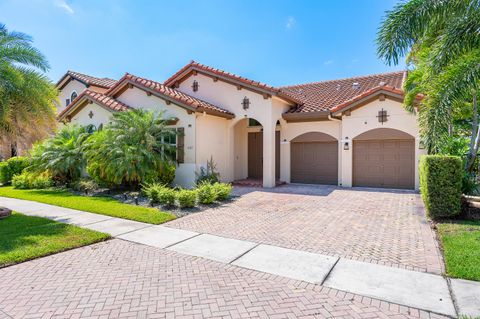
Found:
[29,125,94,184]
[84,109,177,189]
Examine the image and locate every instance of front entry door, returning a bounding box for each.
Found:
[248,131,280,179]
[248,132,263,178]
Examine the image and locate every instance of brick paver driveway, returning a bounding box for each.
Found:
[0,240,446,319]
[167,185,443,274]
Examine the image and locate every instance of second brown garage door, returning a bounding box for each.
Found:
[291,140,338,185]
[353,139,414,189]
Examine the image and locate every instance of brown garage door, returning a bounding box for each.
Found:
[353,139,414,189]
[291,141,338,185]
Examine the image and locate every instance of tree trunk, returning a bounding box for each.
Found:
[466,93,480,173]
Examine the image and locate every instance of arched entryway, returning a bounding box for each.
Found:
[290,132,338,185]
[232,118,280,183]
[353,128,415,189]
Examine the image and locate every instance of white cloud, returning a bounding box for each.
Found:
[286,17,296,29]
[324,59,334,66]
[55,0,74,14]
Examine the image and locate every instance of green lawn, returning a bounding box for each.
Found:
[0,187,175,224]
[0,212,110,267]
[437,220,480,281]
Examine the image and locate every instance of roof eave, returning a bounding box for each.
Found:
[282,111,331,123]
[331,89,404,116]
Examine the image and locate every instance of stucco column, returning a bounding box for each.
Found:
[225,123,236,182]
[263,120,276,188]
[341,137,353,187]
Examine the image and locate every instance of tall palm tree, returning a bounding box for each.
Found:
[0,23,57,159]
[377,0,480,172]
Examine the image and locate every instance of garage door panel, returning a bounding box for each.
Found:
[353,139,414,189]
[291,141,338,185]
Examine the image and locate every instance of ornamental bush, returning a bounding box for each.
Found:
[197,182,217,204]
[0,156,30,185]
[12,171,53,189]
[176,189,197,208]
[212,182,232,201]
[419,155,462,219]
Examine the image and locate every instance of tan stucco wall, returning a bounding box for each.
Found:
[177,74,291,187]
[70,102,113,128]
[56,80,87,114]
[340,97,426,190]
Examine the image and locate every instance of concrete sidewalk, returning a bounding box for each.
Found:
[2,195,479,318]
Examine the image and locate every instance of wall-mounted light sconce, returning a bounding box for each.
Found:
[343,137,350,150]
[419,141,425,149]
[242,97,250,110]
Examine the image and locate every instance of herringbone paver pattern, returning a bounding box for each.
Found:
[167,185,443,274]
[0,240,447,319]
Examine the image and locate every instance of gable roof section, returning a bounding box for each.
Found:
[106,73,234,119]
[164,61,302,105]
[56,71,117,90]
[57,89,131,121]
[281,71,406,115]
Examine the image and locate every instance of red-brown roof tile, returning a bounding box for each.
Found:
[164,61,302,105]
[281,71,406,113]
[107,73,234,118]
[57,71,117,89]
[57,89,131,120]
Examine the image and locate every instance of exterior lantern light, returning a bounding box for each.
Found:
[242,97,250,110]
[343,137,350,150]
[192,80,199,92]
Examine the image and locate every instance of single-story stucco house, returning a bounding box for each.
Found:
[56,61,426,190]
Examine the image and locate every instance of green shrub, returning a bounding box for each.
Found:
[0,156,30,185]
[212,182,232,201]
[158,163,176,187]
[419,155,462,219]
[12,171,53,189]
[197,182,217,204]
[71,179,99,194]
[177,189,197,208]
[143,183,176,206]
[158,187,176,206]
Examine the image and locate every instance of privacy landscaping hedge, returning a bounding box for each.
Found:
[419,155,462,219]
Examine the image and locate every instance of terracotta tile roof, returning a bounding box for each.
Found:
[57,89,131,120]
[164,61,302,105]
[108,73,234,118]
[331,85,404,114]
[57,71,117,89]
[281,71,406,113]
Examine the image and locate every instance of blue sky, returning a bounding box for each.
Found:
[1,0,403,86]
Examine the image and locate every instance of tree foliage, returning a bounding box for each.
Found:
[0,23,57,151]
[84,109,177,188]
[377,0,480,173]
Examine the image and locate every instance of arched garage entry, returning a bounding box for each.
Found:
[353,128,415,189]
[290,132,338,185]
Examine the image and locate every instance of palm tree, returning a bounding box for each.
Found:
[377,0,480,172]
[0,23,57,158]
[29,125,95,184]
[84,110,177,189]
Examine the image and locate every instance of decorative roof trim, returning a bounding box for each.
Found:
[164,61,302,105]
[331,86,404,115]
[57,90,131,122]
[106,74,235,119]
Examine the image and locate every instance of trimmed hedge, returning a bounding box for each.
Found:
[419,155,462,219]
[0,156,30,185]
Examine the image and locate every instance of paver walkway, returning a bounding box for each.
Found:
[0,191,478,318]
[167,185,443,274]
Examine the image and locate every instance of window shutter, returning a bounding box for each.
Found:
[177,127,185,164]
